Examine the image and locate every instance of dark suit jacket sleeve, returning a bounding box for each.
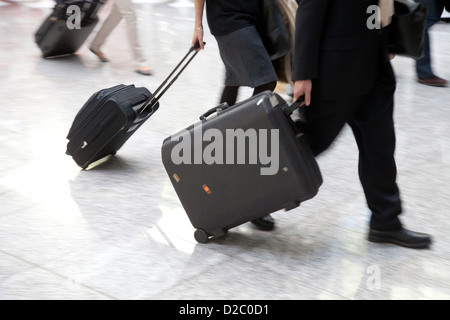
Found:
[292,0,329,81]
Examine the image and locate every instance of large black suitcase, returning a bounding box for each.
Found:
[66,45,201,169]
[161,91,323,243]
[35,0,104,58]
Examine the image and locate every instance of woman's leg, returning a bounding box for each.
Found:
[253,81,277,96]
[220,86,239,106]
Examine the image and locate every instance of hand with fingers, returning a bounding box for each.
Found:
[292,79,312,106]
[192,26,205,51]
[192,0,206,51]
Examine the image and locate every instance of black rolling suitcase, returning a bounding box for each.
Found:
[35,0,104,58]
[161,91,323,243]
[66,45,201,169]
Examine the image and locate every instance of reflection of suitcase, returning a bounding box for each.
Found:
[161,91,323,243]
[66,45,202,169]
[35,0,104,58]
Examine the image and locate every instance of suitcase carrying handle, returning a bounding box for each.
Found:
[282,95,305,116]
[139,42,205,115]
[199,102,230,121]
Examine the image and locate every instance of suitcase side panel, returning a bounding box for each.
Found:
[67,84,127,140]
[162,92,322,235]
[91,88,157,165]
[68,107,127,167]
[267,98,323,198]
[67,86,153,168]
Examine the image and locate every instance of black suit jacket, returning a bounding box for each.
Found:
[293,0,394,100]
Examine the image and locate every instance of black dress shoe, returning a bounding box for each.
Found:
[251,215,275,231]
[368,228,432,249]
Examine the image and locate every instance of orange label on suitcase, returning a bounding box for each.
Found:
[202,184,212,195]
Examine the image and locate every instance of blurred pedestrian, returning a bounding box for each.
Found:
[192,0,278,230]
[415,0,448,87]
[89,0,152,76]
[292,0,432,249]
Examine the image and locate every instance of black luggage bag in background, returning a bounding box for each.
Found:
[161,91,323,243]
[66,45,202,169]
[66,84,153,169]
[35,0,104,58]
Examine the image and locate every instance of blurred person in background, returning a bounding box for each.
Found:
[415,0,448,87]
[192,0,278,231]
[89,0,152,76]
[292,0,432,249]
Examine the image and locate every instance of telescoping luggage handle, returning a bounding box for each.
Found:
[139,42,205,115]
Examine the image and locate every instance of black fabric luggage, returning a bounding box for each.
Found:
[66,84,153,169]
[161,91,323,243]
[35,0,104,58]
[66,45,201,169]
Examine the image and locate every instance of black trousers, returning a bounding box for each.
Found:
[303,70,403,231]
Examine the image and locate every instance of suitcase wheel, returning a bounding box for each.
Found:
[194,229,210,244]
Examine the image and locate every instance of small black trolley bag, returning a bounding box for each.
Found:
[35,0,105,58]
[66,44,202,169]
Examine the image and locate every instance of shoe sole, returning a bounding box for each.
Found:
[250,222,275,231]
[368,235,431,249]
[418,81,447,87]
[89,48,109,63]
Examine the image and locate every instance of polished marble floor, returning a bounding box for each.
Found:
[1,0,450,300]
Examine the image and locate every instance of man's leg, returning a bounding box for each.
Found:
[415,0,447,85]
[347,79,431,248]
[347,85,402,231]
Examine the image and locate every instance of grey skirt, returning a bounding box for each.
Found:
[215,25,278,87]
